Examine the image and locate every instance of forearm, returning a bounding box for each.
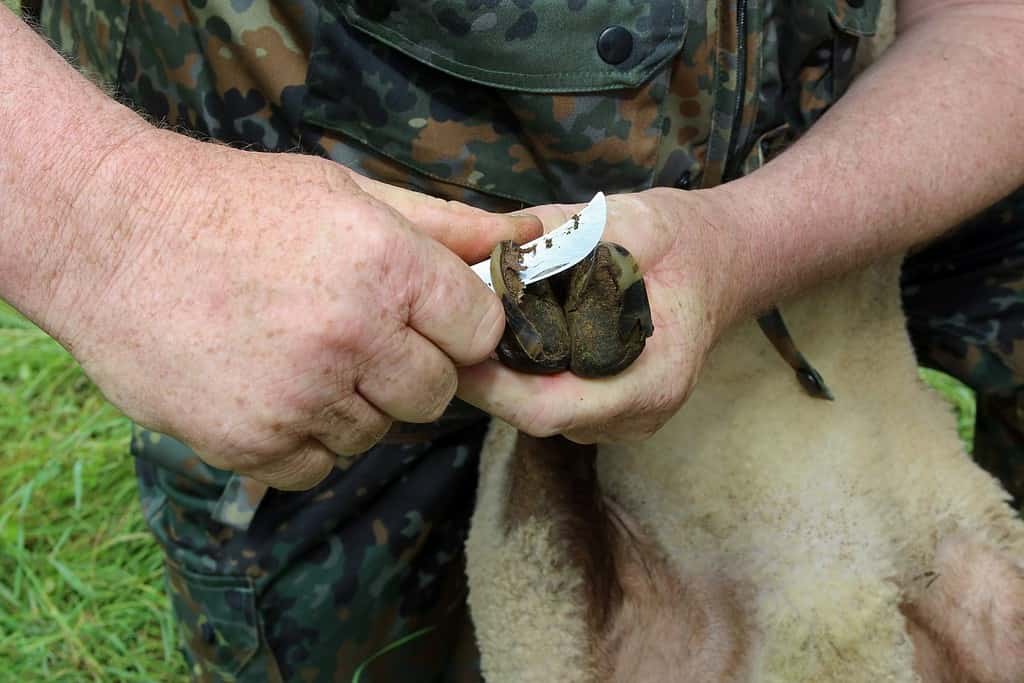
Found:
[704,1,1024,322]
[0,7,159,343]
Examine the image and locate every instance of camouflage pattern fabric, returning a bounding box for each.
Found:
[903,187,1024,508]
[37,0,880,204]
[38,1,1024,681]
[133,422,487,682]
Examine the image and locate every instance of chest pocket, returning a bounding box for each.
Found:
[339,0,687,91]
[303,1,690,205]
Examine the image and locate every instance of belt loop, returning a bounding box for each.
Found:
[212,475,270,531]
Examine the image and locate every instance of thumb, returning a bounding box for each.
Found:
[349,174,542,263]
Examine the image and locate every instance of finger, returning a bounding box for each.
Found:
[350,174,542,262]
[459,361,668,443]
[405,237,508,364]
[456,359,629,438]
[308,392,393,457]
[357,328,458,423]
[240,439,337,491]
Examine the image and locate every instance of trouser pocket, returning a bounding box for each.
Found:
[165,561,282,683]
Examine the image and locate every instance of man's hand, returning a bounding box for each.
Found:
[457,189,739,443]
[44,133,538,490]
[461,0,1024,444]
[1,9,540,490]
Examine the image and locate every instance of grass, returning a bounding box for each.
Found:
[920,367,976,452]
[0,300,187,681]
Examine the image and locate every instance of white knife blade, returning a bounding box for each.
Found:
[470,192,607,291]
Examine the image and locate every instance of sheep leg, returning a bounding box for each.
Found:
[468,425,748,682]
[903,533,1024,683]
[467,425,611,683]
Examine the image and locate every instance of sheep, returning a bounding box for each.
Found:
[465,257,1024,682]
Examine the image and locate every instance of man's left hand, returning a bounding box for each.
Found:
[457,188,741,443]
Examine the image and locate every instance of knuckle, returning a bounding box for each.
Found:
[267,455,328,491]
[193,447,235,472]
[294,464,334,491]
[342,418,391,454]
[205,443,275,479]
[419,364,458,422]
[232,449,272,472]
[353,220,406,280]
[284,298,380,367]
[315,397,390,455]
[469,295,505,359]
[198,426,271,470]
[312,154,359,191]
[317,398,360,433]
[660,384,689,417]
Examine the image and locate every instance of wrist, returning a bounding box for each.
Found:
[0,9,173,344]
[24,116,161,339]
[694,179,800,324]
[47,125,208,354]
[672,186,753,333]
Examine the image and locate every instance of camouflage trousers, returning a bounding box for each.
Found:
[134,419,489,683]
[903,187,1024,508]
[132,186,1024,683]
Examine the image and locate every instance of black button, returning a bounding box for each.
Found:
[357,0,393,20]
[676,171,693,190]
[597,26,633,65]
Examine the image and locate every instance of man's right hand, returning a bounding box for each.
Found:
[1,7,537,490]
[40,131,538,490]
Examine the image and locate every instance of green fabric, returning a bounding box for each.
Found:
[133,425,487,682]
[337,0,688,92]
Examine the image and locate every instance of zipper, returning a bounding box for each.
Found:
[725,0,748,181]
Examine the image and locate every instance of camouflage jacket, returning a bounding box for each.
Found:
[39,0,882,526]
[41,0,880,201]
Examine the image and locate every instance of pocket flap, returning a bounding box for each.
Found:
[338,0,688,92]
